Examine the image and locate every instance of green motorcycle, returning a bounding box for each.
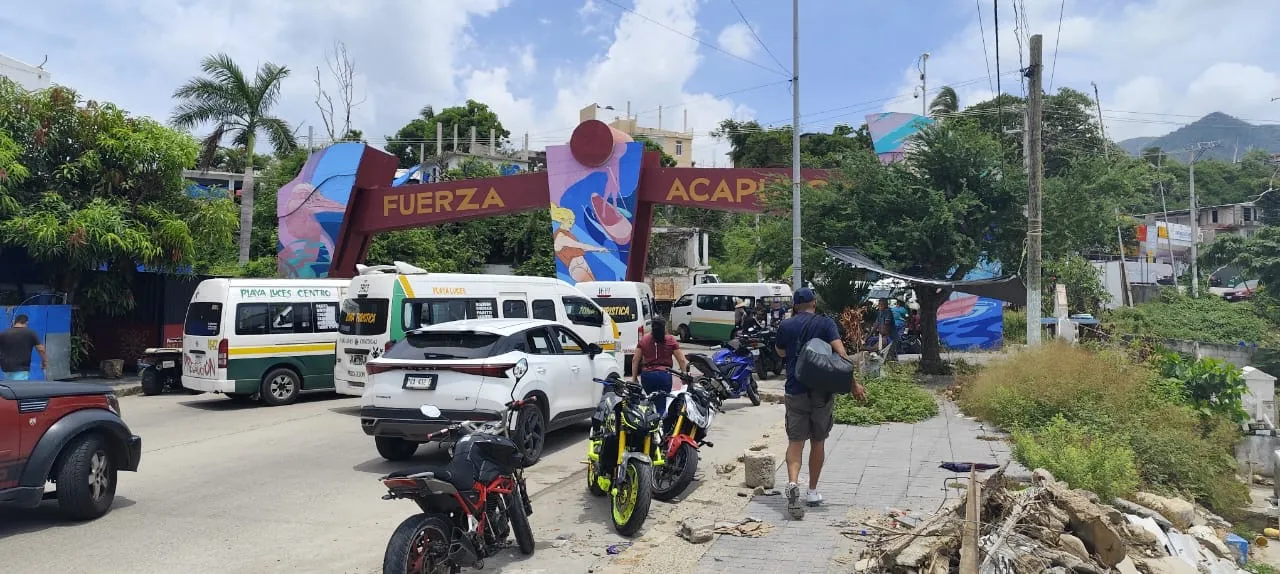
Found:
[586,373,665,537]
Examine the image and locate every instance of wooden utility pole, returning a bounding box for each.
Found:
[959,467,981,574]
[1025,34,1044,346]
[1093,81,1133,306]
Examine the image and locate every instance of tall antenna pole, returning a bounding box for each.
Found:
[919,53,929,117]
[1025,35,1044,346]
[1187,141,1220,297]
[790,0,803,288]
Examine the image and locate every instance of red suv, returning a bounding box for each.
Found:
[0,381,142,520]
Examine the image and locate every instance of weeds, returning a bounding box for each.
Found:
[834,365,939,426]
[1012,415,1141,501]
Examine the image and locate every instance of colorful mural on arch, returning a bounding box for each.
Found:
[936,259,1005,351]
[276,143,366,278]
[544,124,644,284]
[865,112,934,165]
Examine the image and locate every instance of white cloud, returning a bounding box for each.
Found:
[716,22,757,60]
[881,0,1280,142]
[517,45,537,75]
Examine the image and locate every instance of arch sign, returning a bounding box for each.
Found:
[275,119,827,282]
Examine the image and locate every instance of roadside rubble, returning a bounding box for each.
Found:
[849,465,1256,573]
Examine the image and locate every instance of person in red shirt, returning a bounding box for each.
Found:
[630,317,689,416]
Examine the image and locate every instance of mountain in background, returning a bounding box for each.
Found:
[1117,112,1280,161]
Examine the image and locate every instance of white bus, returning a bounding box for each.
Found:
[181,278,349,406]
[334,262,621,396]
[576,281,656,375]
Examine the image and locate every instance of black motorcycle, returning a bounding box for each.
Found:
[379,358,536,574]
[742,327,782,379]
[652,369,721,501]
[587,373,664,537]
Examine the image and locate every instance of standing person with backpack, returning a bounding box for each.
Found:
[774,288,866,518]
[630,317,689,416]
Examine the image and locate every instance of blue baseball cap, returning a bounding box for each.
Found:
[794,288,817,304]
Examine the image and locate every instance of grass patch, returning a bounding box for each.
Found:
[834,365,939,425]
[1104,291,1280,346]
[1003,308,1027,346]
[959,342,1248,512]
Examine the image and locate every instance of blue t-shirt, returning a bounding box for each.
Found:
[892,306,908,328]
[775,311,841,395]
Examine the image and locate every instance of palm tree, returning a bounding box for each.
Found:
[172,53,298,264]
[928,86,959,119]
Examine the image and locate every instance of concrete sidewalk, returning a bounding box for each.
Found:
[696,400,1014,574]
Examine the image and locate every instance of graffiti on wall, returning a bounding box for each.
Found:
[936,259,1005,351]
[545,125,644,284]
[277,143,366,278]
[865,112,934,165]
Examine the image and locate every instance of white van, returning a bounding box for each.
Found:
[334,262,622,396]
[181,278,349,406]
[669,282,793,342]
[576,281,656,375]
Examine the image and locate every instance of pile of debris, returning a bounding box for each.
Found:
[858,466,1253,573]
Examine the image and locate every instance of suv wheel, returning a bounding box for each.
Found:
[514,403,546,467]
[375,437,419,461]
[140,368,164,396]
[56,433,117,520]
[260,368,301,406]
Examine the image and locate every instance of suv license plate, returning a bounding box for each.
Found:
[350,354,367,366]
[160,360,175,369]
[403,374,438,390]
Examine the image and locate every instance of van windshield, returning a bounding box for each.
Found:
[593,298,639,323]
[339,298,390,335]
[184,302,222,336]
[386,331,503,360]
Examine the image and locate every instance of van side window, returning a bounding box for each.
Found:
[696,295,724,311]
[673,295,693,308]
[403,298,499,330]
[502,300,529,318]
[313,302,340,332]
[236,304,270,335]
[281,302,314,333]
[641,296,653,319]
[531,299,557,321]
[562,296,604,327]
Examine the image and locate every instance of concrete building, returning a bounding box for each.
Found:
[580,103,695,167]
[1141,201,1265,244]
[0,54,52,91]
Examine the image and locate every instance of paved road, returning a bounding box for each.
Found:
[0,386,783,573]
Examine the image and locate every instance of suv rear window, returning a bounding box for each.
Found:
[339,298,390,335]
[184,302,222,336]
[593,298,639,323]
[386,331,503,360]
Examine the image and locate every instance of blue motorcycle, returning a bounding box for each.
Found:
[685,339,762,407]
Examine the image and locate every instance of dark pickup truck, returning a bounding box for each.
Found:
[0,381,142,520]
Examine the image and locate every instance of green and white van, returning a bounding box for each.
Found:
[181,278,349,406]
[334,262,622,396]
[669,282,793,342]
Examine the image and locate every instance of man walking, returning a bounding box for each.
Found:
[774,288,865,519]
[0,314,47,381]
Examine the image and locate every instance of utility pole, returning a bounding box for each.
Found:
[1025,34,1044,346]
[790,0,803,288]
[919,53,929,117]
[419,142,426,182]
[307,125,314,152]
[1092,81,1132,306]
[1156,152,1176,280]
[1187,141,1221,297]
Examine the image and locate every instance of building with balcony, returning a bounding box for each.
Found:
[1140,201,1265,244]
[580,103,694,167]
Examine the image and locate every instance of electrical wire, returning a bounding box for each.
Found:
[728,0,790,75]
[597,0,788,77]
[1048,0,1065,91]
[975,0,996,95]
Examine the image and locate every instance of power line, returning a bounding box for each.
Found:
[728,0,790,75]
[975,0,995,94]
[598,0,788,77]
[1048,0,1064,90]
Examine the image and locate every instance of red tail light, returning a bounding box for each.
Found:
[217,339,228,369]
[382,478,421,489]
[451,363,516,378]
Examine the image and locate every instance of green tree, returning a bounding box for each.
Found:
[713,120,873,169]
[634,136,677,167]
[0,79,239,315]
[171,53,299,264]
[384,101,509,168]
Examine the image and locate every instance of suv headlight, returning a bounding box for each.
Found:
[106,393,121,416]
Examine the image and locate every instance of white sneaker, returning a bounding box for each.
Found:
[806,490,823,507]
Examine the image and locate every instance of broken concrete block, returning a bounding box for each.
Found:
[1135,556,1199,574]
[742,450,776,489]
[1187,525,1231,559]
[1045,482,1127,567]
[1133,492,1195,529]
[678,518,715,544]
[1114,557,1141,574]
[1058,533,1090,562]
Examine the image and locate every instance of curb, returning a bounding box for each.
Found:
[114,384,144,397]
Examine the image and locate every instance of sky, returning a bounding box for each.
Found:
[2,0,1279,168]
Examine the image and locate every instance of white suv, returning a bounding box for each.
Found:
[360,318,621,464]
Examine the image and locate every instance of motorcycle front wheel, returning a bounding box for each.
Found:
[745,376,762,406]
[507,489,535,555]
[383,513,454,574]
[652,442,698,501]
[611,459,654,537]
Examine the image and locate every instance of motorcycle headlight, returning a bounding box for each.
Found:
[621,404,645,429]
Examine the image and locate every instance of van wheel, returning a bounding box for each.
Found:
[376,437,419,461]
[260,368,301,406]
[678,325,691,343]
[140,369,164,396]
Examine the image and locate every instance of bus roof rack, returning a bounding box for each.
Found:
[355,261,428,275]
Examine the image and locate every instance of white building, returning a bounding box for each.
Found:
[0,54,52,91]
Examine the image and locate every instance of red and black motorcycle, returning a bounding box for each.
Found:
[379,359,536,574]
[651,368,722,501]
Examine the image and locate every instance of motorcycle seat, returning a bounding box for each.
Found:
[386,462,477,492]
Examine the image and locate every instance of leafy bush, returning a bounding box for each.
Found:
[834,365,939,425]
[1003,309,1027,346]
[1153,352,1248,422]
[1012,415,1141,501]
[960,342,1248,512]
[1104,291,1280,347]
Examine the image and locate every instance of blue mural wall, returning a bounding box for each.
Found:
[936,258,1004,351]
[0,305,72,380]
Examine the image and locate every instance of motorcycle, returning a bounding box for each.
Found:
[652,368,722,501]
[138,337,187,396]
[379,358,536,574]
[686,339,762,406]
[586,373,665,537]
[741,327,782,379]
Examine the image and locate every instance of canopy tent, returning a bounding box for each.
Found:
[825,247,1027,306]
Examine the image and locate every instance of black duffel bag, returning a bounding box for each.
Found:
[793,315,854,394]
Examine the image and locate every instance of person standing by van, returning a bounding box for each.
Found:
[0,314,48,381]
[774,288,866,518]
[631,317,688,416]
